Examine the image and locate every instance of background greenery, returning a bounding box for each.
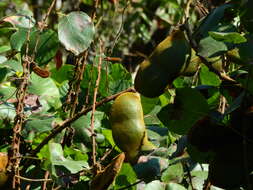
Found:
[0,0,253,189]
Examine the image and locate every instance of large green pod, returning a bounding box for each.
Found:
[134,30,191,98]
[109,92,155,163]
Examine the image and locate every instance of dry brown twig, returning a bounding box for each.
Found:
[30,87,136,156]
[9,18,33,189]
[9,0,57,188]
[90,39,104,166]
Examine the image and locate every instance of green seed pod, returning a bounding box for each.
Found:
[109,92,155,163]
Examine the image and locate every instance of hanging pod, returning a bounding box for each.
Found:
[109,92,155,163]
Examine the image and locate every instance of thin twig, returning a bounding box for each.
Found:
[99,146,115,163]
[10,17,32,190]
[108,0,130,55]
[90,40,104,166]
[15,175,53,182]
[203,179,211,190]
[184,0,193,22]
[92,0,100,20]
[184,162,196,190]
[33,0,56,59]
[42,171,50,190]
[116,179,143,190]
[42,0,57,25]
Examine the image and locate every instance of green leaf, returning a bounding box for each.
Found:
[158,88,209,135]
[0,45,11,53]
[0,67,11,83]
[225,92,245,115]
[165,183,186,190]
[115,163,137,190]
[0,56,7,64]
[190,166,209,190]
[144,180,165,190]
[48,142,89,177]
[2,59,23,72]
[18,28,59,65]
[51,64,74,85]
[22,115,55,139]
[209,32,247,44]
[72,111,105,143]
[161,162,184,183]
[198,35,227,58]
[200,65,221,86]
[58,11,95,56]
[3,14,35,28]
[30,29,59,65]
[107,63,132,95]
[0,103,16,121]
[10,28,27,51]
[141,95,160,115]
[28,73,61,109]
[0,86,16,101]
[102,129,121,152]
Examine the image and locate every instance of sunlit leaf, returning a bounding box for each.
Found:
[58,11,95,55]
[209,31,247,44]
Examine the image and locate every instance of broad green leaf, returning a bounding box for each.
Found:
[28,73,61,109]
[198,36,227,58]
[25,29,59,65]
[0,86,16,101]
[158,88,209,134]
[10,28,27,51]
[200,65,221,86]
[209,32,247,44]
[51,64,74,84]
[3,13,35,28]
[107,63,132,95]
[225,92,245,115]
[102,129,121,152]
[0,103,16,121]
[72,111,105,143]
[161,162,184,183]
[190,170,209,190]
[0,45,11,53]
[147,126,168,147]
[2,59,22,72]
[48,142,89,177]
[58,11,95,55]
[166,183,186,190]
[144,180,165,190]
[141,95,160,115]
[22,115,55,139]
[0,56,7,64]
[81,63,108,97]
[64,146,88,162]
[115,163,137,190]
[0,67,11,83]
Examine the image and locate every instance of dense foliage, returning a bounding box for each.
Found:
[0,0,253,189]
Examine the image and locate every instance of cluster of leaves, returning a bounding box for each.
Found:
[0,0,253,190]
